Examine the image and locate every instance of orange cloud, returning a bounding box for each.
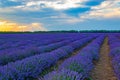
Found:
[0,20,47,32]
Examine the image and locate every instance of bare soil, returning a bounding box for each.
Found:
[37,39,94,79]
[90,37,117,80]
[56,39,94,69]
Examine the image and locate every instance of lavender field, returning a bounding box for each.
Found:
[0,33,120,80]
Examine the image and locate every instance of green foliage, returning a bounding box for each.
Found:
[85,77,93,80]
[67,62,84,73]
[40,65,57,77]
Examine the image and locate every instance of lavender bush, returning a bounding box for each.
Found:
[108,35,120,80]
[41,35,105,80]
[0,36,95,80]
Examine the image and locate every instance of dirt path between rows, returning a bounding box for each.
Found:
[56,38,95,70]
[37,38,95,79]
[90,37,117,80]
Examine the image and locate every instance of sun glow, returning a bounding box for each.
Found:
[0,20,47,32]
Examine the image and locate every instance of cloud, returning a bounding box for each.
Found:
[10,0,89,11]
[45,0,88,10]
[80,0,120,20]
[0,20,47,32]
[30,23,47,31]
[62,0,120,23]
[0,7,15,13]
[8,0,18,2]
[0,0,120,30]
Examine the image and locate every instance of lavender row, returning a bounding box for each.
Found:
[108,35,120,80]
[0,36,95,80]
[0,36,82,55]
[0,37,63,50]
[41,35,105,80]
[0,33,95,51]
[0,33,87,50]
[0,38,78,66]
[0,38,63,52]
[0,36,81,50]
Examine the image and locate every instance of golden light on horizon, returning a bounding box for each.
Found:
[0,20,47,32]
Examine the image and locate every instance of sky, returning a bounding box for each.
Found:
[0,0,120,31]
